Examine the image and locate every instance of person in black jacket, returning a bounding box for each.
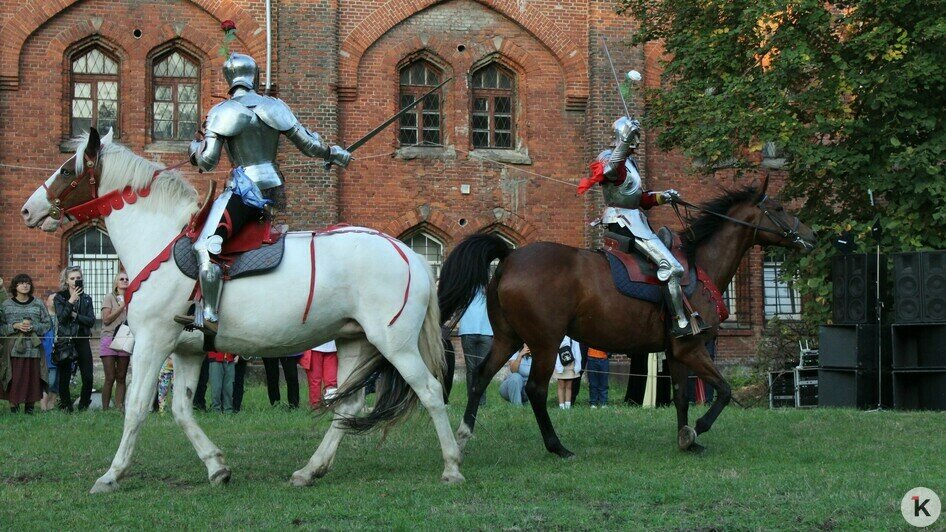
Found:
[54,266,96,411]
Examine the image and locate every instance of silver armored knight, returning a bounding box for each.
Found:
[587,115,707,338]
[175,52,351,334]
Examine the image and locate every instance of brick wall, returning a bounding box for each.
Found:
[0,0,789,362]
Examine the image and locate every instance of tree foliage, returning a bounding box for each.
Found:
[620,0,946,324]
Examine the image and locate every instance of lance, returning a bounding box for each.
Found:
[326,77,453,169]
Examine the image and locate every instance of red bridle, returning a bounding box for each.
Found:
[43,152,100,221]
[42,152,188,223]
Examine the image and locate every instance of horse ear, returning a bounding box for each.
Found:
[757,174,771,200]
[84,127,101,159]
[101,127,114,146]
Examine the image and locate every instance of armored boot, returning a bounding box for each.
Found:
[665,272,708,338]
[174,242,224,335]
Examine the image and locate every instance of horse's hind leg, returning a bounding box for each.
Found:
[384,345,464,484]
[456,329,521,453]
[170,352,230,484]
[525,344,573,458]
[91,330,174,493]
[291,339,369,487]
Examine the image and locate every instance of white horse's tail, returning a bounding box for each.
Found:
[324,261,445,433]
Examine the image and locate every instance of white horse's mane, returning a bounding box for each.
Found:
[95,139,199,218]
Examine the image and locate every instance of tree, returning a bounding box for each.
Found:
[621,0,946,325]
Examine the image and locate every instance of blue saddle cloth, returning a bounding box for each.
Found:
[603,251,698,304]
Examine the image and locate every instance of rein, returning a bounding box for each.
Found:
[674,195,803,245]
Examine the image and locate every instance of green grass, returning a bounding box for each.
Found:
[1,384,943,529]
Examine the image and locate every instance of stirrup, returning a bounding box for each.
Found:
[670,313,710,338]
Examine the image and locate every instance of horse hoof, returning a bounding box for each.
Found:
[290,471,313,488]
[441,471,465,484]
[209,467,231,485]
[455,423,473,452]
[678,426,697,450]
[90,477,120,494]
[686,442,706,454]
[554,447,575,459]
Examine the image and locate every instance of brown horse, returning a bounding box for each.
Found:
[438,179,817,457]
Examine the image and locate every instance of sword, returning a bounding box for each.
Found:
[600,37,632,119]
[325,77,453,169]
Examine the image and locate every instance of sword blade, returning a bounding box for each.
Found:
[347,76,453,153]
[600,37,631,119]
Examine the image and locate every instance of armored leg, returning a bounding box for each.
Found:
[634,236,690,329]
[174,190,232,333]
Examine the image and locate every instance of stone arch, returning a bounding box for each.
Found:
[338,0,587,107]
[0,0,265,90]
[467,208,537,243]
[382,205,456,244]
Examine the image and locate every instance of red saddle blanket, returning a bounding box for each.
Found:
[602,232,692,287]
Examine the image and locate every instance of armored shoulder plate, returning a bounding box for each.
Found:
[251,96,298,132]
[204,100,254,137]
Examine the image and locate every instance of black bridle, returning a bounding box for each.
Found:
[674,195,808,248]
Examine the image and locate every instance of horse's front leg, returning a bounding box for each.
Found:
[170,352,230,485]
[672,340,732,452]
[666,353,697,452]
[90,330,174,494]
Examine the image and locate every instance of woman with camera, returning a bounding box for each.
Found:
[0,274,52,414]
[54,266,95,412]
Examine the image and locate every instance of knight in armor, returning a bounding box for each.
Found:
[175,53,351,334]
[580,116,708,338]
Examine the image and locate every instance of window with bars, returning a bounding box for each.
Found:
[764,255,802,320]
[70,47,119,137]
[470,64,515,149]
[152,51,200,141]
[720,261,751,329]
[68,228,120,320]
[398,60,443,147]
[403,232,445,280]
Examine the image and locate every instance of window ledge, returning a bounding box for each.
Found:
[395,145,457,161]
[468,148,532,165]
[145,141,189,154]
[718,326,754,337]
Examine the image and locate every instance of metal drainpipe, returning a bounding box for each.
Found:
[265,0,272,94]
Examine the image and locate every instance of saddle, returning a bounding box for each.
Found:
[601,227,696,304]
[174,182,287,281]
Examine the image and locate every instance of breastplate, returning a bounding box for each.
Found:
[602,157,643,209]
[224,118,283,189]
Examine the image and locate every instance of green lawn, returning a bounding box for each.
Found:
[1,384,942,529]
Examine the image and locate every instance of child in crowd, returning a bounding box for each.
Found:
[208,351,237,413]
[554,335,582,409]
[586,348,610,408]
[299,341,338,408]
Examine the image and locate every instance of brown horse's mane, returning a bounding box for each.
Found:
[680,185,760,256]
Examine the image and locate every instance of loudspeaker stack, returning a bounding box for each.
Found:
[821,254,890,408]
[891,251,946,410]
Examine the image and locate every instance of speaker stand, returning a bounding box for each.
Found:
[869,242,884,412]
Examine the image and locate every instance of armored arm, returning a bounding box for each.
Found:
[603,118,641,180]
[190,100,253,172]
[189,133,224,172]
[284,124,330,158]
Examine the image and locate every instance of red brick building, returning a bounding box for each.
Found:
[0,0,798,360]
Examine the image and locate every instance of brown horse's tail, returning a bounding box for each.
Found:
[438,233,511,324]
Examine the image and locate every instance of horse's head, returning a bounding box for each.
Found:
[22,127,113,232]
[736,175,818,252]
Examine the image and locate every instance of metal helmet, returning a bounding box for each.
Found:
[223,53,259,92]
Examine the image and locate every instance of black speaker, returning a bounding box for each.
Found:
[893,251,946,324]
[818,369,885,409]
[891,324,946,369]
[892,371,946,410]
[832,254,879,324]
[819,324,889,370]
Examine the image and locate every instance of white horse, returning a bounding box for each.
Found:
[21,128,463,492]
